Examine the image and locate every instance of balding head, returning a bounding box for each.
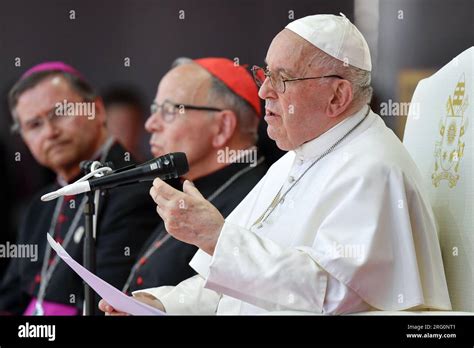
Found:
[159,62,213,106]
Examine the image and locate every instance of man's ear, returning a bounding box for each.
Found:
[93,97,107,125]
[326,80,353,118]
[212,110,238,148]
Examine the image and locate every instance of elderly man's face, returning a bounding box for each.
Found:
[145,64,217,169]
[259,29,337,151]
[15,75,106,176]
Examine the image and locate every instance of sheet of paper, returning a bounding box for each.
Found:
[47,233,164,316]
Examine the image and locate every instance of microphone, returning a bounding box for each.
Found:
[41,152,188,201]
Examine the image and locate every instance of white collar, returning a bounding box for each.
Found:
[293,105,370,161]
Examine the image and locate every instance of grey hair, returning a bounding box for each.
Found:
[309,49,373,106]
[171,57,194,68]
[171,57,259,143]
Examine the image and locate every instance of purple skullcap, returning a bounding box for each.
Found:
[21,61,86,81]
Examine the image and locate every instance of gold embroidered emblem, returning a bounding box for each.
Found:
[432,74,469,188]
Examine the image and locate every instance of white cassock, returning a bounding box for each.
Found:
[134,105,452,314]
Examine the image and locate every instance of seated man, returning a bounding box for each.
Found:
[122,57,267,294]
[100,14,451,315]
[0,62,157,315]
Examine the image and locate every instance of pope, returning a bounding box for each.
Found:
[100,13,451,315]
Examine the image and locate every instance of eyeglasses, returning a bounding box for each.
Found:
[150,99,223,123]
[251,65,344,93]
[11,98,93,136]
[11,107,73,136]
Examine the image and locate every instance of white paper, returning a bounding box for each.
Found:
[47,233,164,316]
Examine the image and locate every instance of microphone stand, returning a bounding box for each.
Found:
[83,189,96,316]
[80,160,102,316]
[39,153,187,315]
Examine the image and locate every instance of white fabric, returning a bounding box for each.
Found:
[135,105,451,314]
[285,13,372,71]
[403,47,474,312]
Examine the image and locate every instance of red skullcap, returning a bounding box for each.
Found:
[194,57,261,117]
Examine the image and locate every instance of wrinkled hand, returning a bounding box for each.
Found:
[150,178,224,255]
[98,293,165,316]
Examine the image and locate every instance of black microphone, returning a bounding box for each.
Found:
[90,152,188,190]
[41,152,188,201]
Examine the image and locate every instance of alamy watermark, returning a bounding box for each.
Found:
[327,241,366,262]
[55,99,96,120]
[217,146,258,167]
[380,99,420,119]
[18,322,56,341]
[0,242,38,262]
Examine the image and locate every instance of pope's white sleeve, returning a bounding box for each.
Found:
[205,222,333,313]
[132,275,222,314]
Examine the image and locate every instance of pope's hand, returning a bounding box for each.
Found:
[150,178,224,255]
[98,293,165,315]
